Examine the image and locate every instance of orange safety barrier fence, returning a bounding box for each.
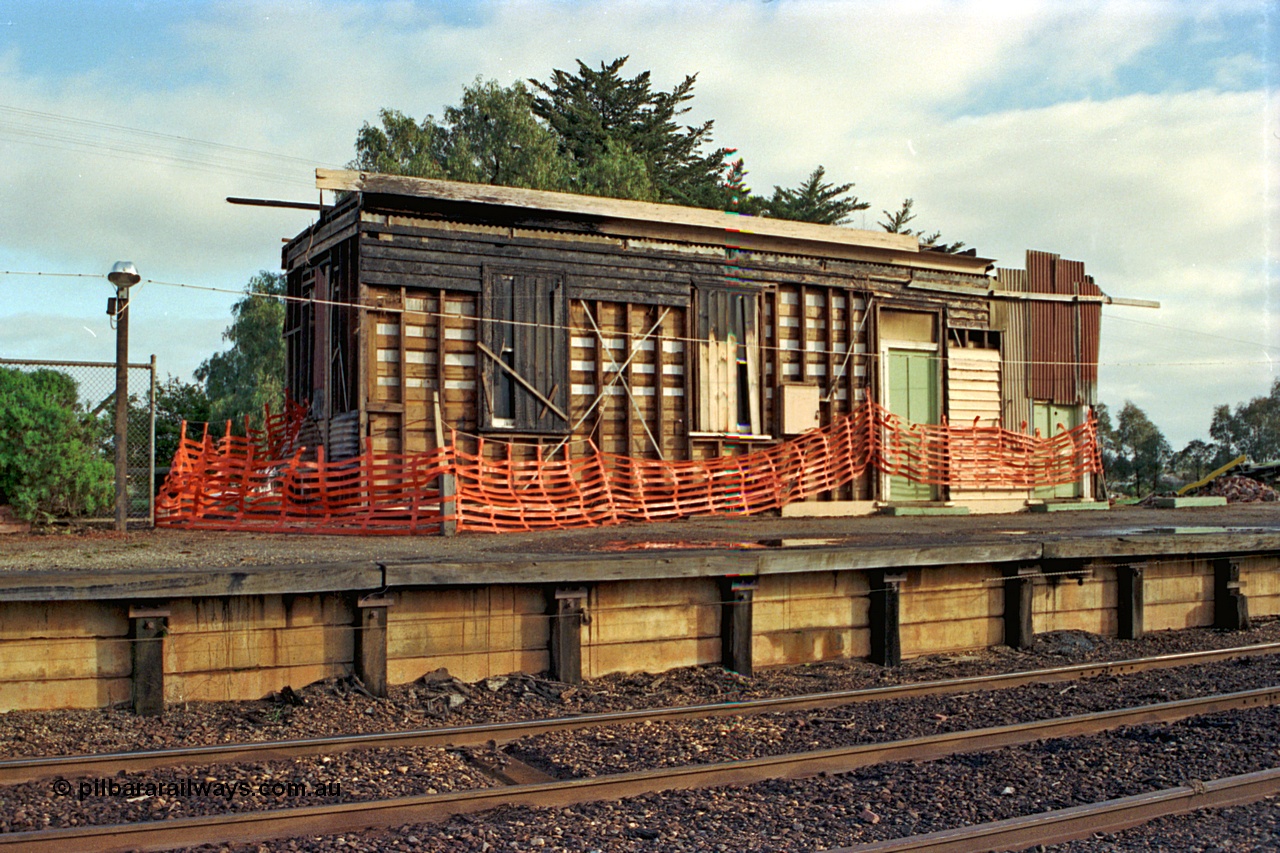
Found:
[156,400,1101,535]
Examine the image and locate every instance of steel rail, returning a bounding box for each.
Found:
[3,640,1278,785]
[837,766,1280,852]
[4,685,1279,853]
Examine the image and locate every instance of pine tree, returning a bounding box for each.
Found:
[765,166,868,225]
[529,56,734,207]
[879,198,966,253]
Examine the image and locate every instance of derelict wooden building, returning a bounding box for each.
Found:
[281,169,1123,513]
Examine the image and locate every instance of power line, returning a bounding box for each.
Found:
[5,270,1276,368]
[0,103,335,186]
[1106,313,1280,352]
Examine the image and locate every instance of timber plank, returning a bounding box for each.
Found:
[0,564,383,602]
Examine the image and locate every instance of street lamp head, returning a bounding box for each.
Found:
[108,261,141,288]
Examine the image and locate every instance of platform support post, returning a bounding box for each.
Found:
[1116,565,1144,640]
[1003,567,1036,650]
[720,578,756,677]
[1213,558,1250,631]
[868,571,906,667]
[129,606,169,717]
[354,594,390,698]
[550,587,587,684]
[440,473,457,537]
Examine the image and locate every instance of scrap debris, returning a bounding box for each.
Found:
[1194,474,1279,503]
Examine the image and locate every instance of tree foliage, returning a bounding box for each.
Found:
[195,272,286,430]
[351,56,897,231]
[1113,401,1171,495]
[764,165,868,225]
[1172,439,1215,484]
[529,56,733,207]
[1209,378,1280,464]
[879,197,966,253]
[154,375,211,466]
[0,368,114,521]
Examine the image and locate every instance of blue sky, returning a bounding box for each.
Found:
[0,0,1275,447]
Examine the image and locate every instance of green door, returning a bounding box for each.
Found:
[1032,402,1082,499]
[887,349,939,501]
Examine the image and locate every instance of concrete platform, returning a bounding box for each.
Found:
[1154,496,1229,508]
[0,505,1276,712]
[1029,500,1111,512]
[877,504,970,516]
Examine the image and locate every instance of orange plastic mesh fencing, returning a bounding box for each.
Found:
[156,398,452,535]
[157,400,1101,535]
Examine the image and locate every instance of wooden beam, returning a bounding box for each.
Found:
[319,169,924,255]
[588,302,605,450]
[1117,565,1144,640]
[353,594,389,698]
[652,305,666,460]
[867,571,903,667]
[625,302,635,456]
[549,587,586,684]
[1003,566,1036,649]
[129,606,168,717]
[1214,558,1251,631]
[720,578,755,676]
[476,341,569,422]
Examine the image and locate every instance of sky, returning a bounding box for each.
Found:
[0,0,1275,448]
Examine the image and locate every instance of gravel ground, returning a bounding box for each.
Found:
[3,625,1277,845]
[506,654,1280,778]
[1049,798,1280,852]
[0,745,494,832]
[167,707,1280,852]
[3,620,1279,759]
[4,504,1278,571]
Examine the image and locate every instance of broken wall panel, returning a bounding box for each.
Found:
[282,182,1096,512]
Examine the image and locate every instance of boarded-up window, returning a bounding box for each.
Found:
[695,286,762,434]
[480,270,569,433]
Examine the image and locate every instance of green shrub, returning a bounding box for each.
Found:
[0,367,114,522]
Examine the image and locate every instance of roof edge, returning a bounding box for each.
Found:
[316,169,994,274]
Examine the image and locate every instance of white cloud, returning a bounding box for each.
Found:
[0,0,1271,448]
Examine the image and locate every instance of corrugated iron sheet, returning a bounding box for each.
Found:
[993,267,1031,431]
[1025,250,1100,406]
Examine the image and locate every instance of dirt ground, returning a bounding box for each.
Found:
[1,503,1278,571]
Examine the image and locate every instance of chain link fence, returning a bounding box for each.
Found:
[0,357,156,524]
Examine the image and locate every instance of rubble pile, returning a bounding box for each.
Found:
[1196,475,1280,503]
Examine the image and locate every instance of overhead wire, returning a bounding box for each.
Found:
[1,269,1273,369]
[1104,314,1279,352]
[0,103,332,187]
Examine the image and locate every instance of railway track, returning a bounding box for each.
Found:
[3,640,1277,786]
[836,766,1280,852]
[2,686,1279,852]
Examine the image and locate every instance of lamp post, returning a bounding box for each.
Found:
[108,261,141,531]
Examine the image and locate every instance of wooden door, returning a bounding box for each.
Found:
[886,349,939,501]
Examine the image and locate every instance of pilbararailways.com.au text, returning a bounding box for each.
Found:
[52,777,342,801]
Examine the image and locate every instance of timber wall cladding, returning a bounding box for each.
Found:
[1034,572,1117,637]
[0,601,130,711]
[331,206,992,494]
[569,301,688,460]
[163,595,353,703]
[1243,555,1280,618]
